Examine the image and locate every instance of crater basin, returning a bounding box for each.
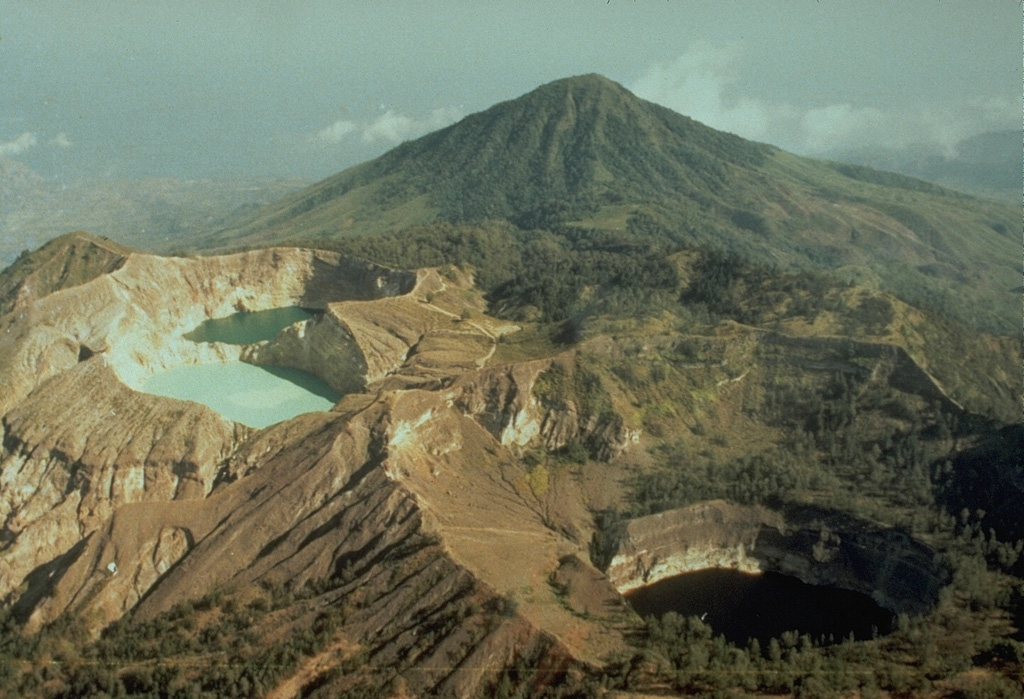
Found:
[140,361,340,428]
[625,567,894,648]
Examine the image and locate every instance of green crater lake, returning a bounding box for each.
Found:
[141,362,340,428]
[185,306,313,345]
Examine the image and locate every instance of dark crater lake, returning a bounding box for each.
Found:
[625,568,894,648]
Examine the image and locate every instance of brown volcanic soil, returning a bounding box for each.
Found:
[0,240,638,695]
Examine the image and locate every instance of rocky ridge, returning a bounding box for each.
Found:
[0,236,643,694]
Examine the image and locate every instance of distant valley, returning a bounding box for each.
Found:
[0,159,306,266]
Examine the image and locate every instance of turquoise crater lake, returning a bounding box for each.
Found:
[184,306,313,345]
[141,361,340,428]
[139,307,344,427]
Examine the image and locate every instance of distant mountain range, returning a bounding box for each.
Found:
[205,74,1018,334]
[824,129,1019,205]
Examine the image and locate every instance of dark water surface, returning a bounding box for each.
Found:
[185,306,313,345]
[625,568,894,648]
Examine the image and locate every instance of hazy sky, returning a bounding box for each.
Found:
[1,1,1017,181]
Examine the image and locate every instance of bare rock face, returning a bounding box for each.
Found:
[0,245,418,615]
[0,360,245,606]
[243,308,367,395]
[0,246,393,613]
[605,500,948,615]
[604,501,782,586]
[452,357,639,461]
[0,245,413,416]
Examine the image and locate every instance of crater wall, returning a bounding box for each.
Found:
[0,246,415,613]
[0,247,412,414]
[605,500,948,615]
[242,309,368,395]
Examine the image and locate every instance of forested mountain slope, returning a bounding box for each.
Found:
[207,74,1019,334]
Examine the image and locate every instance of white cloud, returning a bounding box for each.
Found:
[632,42,1017,157]
[317,119,357,144]
[423,106,464,132]
[314,106,463,147]
[362,106,463,144]
[0,132,38,158]
[361,109,417,144]
[800,104,889,154]
[631,42,773,143]
[49,131,73,149]
[800,98,1018,157]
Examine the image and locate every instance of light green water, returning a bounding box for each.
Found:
[185,307,313,345]
[141,361,340,428]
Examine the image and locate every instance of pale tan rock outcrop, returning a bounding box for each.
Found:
[605,501,783,588]
[243,308,368,395]
[0,246,413,415]
[451,357,639,461]
[0,246,414,613]
[0,359,246,604]
[20,383,617,694]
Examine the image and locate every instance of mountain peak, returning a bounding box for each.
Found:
[221,71,772,238]
[527,72,628,96]
[210,75,1017,334]
[498,73,644,126]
